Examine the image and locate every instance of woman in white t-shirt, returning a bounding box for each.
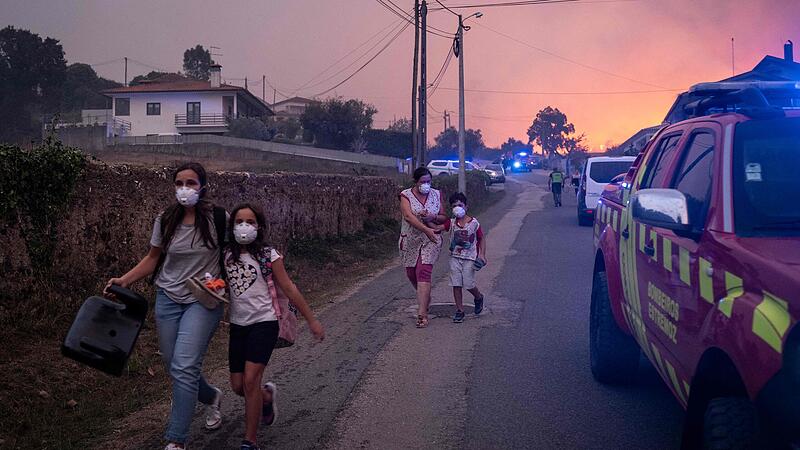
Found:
[225,203,325,450]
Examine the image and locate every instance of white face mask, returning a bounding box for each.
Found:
[419,183,431,194]
[175,186,200,207]
[233,222,258,245]
[453,206,466,218]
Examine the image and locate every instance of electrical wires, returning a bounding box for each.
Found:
[374,0,456,38]
[434,86,680,95]
[429,0,636,11]
[473,21,670,89]
[310,21,413,98]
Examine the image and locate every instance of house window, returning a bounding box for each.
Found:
[115,98,130,116]
[146,103,161,116]
[186,102,201,124]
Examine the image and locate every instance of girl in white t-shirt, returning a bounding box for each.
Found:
[225,203,325,450]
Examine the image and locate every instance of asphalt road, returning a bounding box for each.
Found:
[465,170,684,449]
[152,170,684,449]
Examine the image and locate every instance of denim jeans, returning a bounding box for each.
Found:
[155,289,224,444]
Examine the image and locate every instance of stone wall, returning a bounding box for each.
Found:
[0,162,400,330]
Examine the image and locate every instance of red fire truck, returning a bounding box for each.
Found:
[590,82,800,448]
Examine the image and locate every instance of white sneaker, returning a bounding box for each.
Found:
[165,444,186,450]
[204,387,222,430]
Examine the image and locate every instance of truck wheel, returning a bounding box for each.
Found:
[702,397,758,450]
[590,270,639,384]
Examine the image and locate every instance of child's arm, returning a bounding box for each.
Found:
[271,258,325,341]
[476,226,487,261]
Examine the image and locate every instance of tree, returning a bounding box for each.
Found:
[129,71,186,86]
[226,117,272,141]
[526,106,577,158]
[499,137,532,156]
[364,129,412,158]
[61,63,121,112]
[387,117,412,133]
[429,127,485,160]
[183,45,215,81]
[300,97,377,150]
[0,26,67,142]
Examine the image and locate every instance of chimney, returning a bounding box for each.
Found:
[784,40,794,63]
[210,64,221,88]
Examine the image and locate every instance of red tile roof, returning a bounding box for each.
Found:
[103,80,243,94]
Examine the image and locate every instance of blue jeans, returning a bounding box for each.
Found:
[155,289,224,444]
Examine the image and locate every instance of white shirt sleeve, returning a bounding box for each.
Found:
[270,249,282,262]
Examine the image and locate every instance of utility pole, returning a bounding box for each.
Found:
[245,77,248,90]
[418,0,428,167]
[124,57,128,87]
[443,110,450,133]
[411,0,420,168]
[731,37,735,77]
[273,88,277,105]
[262,75,266,101]
[457,15,466,194]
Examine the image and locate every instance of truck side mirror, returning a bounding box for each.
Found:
[631,189,699,239]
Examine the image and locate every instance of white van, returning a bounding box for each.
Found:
[577,156,635,226]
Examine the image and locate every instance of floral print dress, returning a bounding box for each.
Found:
[398,187,443,268]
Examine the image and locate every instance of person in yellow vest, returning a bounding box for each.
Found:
[548,167,565,207]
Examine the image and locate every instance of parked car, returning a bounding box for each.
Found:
[590,81,800,448]
[577,156,636,226]
[426,160,480,176]
[484,164,506,184]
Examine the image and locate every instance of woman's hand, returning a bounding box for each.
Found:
[308,319,325,342]
[423,227,438,243]
[104,277,128,297]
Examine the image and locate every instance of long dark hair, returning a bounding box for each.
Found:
[160,162,217,251]
[226,203,268,263]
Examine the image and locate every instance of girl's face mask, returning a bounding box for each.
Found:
[453,205,466,218]
[175,186,200,206]
[233,222,258,245]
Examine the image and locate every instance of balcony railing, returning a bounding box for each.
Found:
[174,114,229,126]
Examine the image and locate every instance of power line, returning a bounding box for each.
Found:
[429,0,636,10]
[311,21,413,98]
[374,0,455,38]
[88,58,123,67]
[474,21,669,89]
[127,58,170,73]
[291,19,404,93]
[299,19,408,93]
[435,86,681,95]
[428,46,455,98]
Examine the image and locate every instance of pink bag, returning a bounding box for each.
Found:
[257,248,298,348]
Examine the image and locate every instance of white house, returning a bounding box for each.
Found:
[271,96,317,121]
[102,65,273,136]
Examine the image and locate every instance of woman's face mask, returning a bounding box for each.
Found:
[175,186,200,206]
[233,222,258,245]
[418,182,431,194]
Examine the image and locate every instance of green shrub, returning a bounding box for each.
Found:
[0,137,86,266]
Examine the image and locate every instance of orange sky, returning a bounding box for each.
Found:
[3,0,799,150]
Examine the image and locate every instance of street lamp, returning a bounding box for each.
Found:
[455,11,482,194]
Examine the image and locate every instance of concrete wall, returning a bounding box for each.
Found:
[54,129,404,170]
